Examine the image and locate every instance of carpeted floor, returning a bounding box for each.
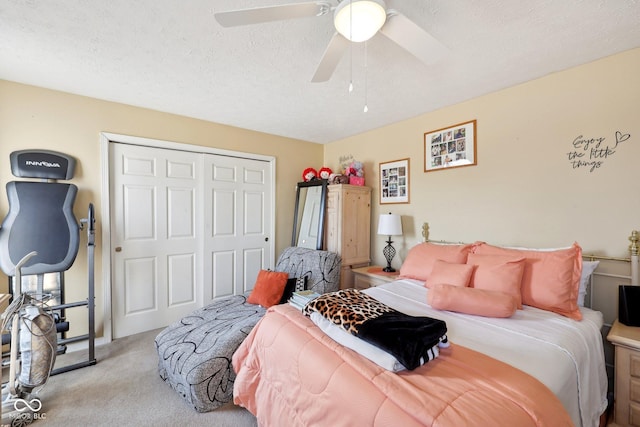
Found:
[24,328,258,426]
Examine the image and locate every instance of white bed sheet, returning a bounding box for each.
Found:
[361,279,608,427]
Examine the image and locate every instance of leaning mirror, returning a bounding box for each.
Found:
[291,180,327,250]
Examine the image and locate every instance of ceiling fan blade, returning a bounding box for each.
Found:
[379,10,448,65]
[311,32,350,82]
[214,2,332,27]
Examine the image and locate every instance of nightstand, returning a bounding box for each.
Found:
[607,319,640,426]
[351,266,400,290]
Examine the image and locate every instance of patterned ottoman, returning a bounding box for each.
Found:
[155,246,341,412]
[155,294,265,412]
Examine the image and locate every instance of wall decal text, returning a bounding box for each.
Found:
[567,130,631,172]
[338,154,354,172]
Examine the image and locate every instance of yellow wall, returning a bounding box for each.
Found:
[325,48,640,269]
[0,80,323,337]
[2,47,639,340]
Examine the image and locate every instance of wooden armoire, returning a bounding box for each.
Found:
[324,184,372,288]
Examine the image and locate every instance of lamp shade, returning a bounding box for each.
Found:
[334,0,387,43]
[377,213,402,236]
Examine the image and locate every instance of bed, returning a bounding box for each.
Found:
[232,230,637,427]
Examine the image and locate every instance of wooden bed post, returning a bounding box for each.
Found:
[422,222,429,242]
[630,230,639,285]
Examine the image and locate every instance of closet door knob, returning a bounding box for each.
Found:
[115,247,122,252]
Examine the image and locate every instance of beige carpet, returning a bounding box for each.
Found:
[28,328,258,426]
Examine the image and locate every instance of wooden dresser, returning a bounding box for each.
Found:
[324,184,371,288]
[608,319,640,426]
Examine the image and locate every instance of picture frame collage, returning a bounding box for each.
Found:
[379,158,410,204]
[424,120,477,172]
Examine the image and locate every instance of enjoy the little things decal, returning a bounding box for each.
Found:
[567,130,632,172]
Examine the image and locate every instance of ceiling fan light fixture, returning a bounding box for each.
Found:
[334,0,387,43]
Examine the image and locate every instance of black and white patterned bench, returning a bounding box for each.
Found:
[155,247,341,412]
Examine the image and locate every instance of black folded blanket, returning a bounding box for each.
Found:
[302,289,448,370]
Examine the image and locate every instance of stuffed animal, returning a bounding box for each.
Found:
[345,161,364,178]
[330,174,349,184]
[318,167,333,180]
[302,167,318,182]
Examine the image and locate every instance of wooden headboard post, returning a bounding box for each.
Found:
[630,230,639,285]
[422,222,429,242]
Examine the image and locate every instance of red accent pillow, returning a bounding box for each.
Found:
[466,253,525,309]
[247,270,289,308]
[399,243,474,282]
[426,259,474,288]
[428,284,517,318]
[472,243,583,320]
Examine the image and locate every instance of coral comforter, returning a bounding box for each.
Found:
[233,303,573,426]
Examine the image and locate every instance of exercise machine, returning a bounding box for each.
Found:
[0,149,96,419]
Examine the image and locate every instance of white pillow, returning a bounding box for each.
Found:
[577,261,599,306]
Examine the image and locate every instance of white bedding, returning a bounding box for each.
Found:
[310,312,411,372]
[355,279,608,427]
[310,311,448,372]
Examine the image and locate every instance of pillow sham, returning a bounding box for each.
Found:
[503,246,598,307]
[577,260,599,307]
[426,259,474,288]
[466,253,525,308]
[399,243,474,282]
[280,276,308,305]
[427,284,517,318]
[247,269,289,308]
[472,242,583,320]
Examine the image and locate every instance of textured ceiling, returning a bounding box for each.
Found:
[1,0,639,144]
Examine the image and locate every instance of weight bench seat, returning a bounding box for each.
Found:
[154,247,341,412]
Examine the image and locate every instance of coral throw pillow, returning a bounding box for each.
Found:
[399,243,474,282]
[428,284,517,318]
[472,243,583,320]
[247,270,289,308]
[426,259,474,288]
[466,253,525,308]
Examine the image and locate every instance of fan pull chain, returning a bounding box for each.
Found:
[348,47,353,92]
[348,0,353,93]
[363,40,368,113]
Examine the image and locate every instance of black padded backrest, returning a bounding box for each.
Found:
[10,149,75,180]
[0,181,79,276]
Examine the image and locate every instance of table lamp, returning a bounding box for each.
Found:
[377,213,403,272]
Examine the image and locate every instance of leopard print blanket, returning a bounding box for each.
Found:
[303,288,394,333]
[303,289,448,370]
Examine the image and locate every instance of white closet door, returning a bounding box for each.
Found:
[110,143,202,338]
[110,141,274,338]
[202,155,272,303]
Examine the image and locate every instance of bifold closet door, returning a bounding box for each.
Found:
[110,143,202,338]
[202,155,272,303]
[110,142,273,338]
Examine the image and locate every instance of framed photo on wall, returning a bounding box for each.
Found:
[424,120,477,172]
[380,158,410,204]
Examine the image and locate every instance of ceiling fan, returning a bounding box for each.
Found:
[214,0,448,82]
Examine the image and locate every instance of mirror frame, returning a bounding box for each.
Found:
[291,180,328,250]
